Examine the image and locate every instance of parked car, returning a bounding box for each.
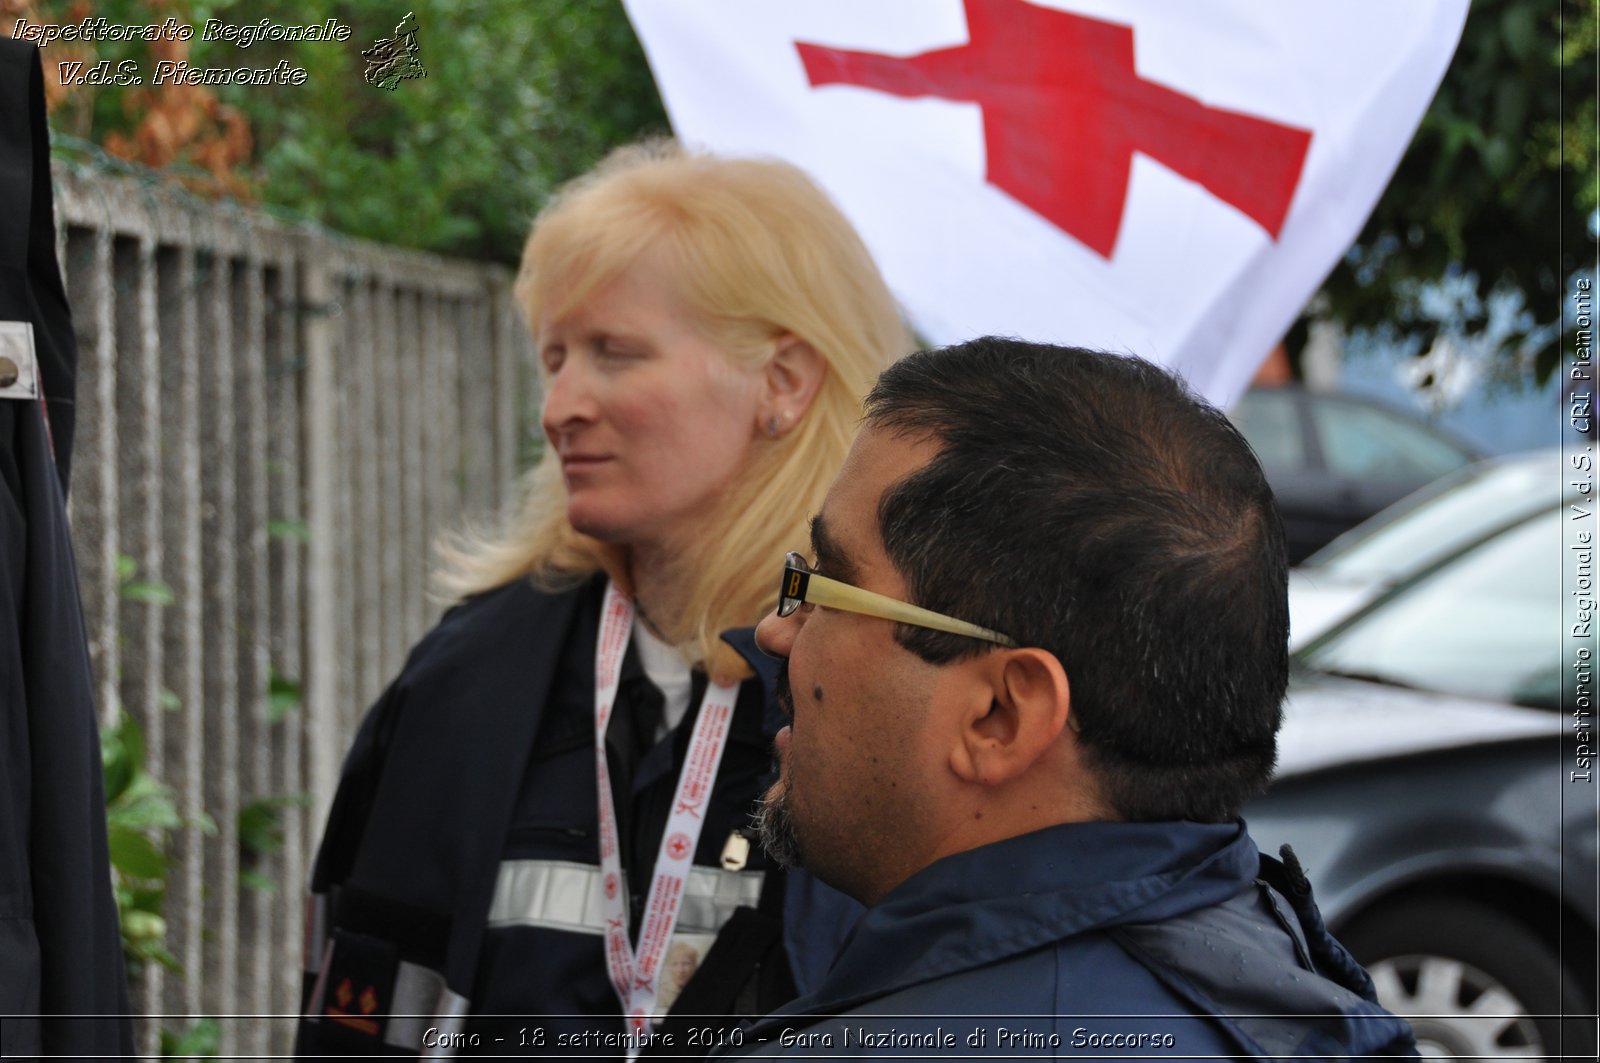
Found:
[1247,491,1595,1059]
[1229,386,1481,563]
[1288,449,1561,648]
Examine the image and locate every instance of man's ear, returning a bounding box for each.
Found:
[761,333,826,433]
[948,648,1071,787]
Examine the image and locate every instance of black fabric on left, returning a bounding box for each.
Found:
[0,35,135,1060]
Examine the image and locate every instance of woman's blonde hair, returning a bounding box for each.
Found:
[436,139,910,674]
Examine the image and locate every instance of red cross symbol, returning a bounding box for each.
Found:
[796,0,1312,259]
[666,832,693,861]
[604,872,620,899]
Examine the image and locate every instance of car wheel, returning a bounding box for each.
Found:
[1341,897,1595,1061]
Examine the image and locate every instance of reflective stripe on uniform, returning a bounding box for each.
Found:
[305,935,470,1054]
[389,961,469,1054]
[486,859,765,936]
[416,987,471,1056]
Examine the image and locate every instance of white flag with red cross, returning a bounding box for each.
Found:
[622,0,1468,407]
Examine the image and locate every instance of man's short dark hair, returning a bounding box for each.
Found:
[864,337,1288,823]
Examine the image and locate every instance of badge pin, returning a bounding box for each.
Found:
[0,322,38,400]
[720,830,751,871]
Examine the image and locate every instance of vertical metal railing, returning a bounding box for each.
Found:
[52,165,539,1058]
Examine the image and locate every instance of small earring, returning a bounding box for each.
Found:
[766,415,781,438]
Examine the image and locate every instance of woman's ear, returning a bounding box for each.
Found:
[761,333,827,435]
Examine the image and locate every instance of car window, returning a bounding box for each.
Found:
[1311,401,1473,481]
[1314,455,1560,579]
[1304,509,1564,710]
[1230,390,1304,472]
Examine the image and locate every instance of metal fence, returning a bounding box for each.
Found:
[53,164,539,1058]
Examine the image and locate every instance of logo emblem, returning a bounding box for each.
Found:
[362,11,426,91]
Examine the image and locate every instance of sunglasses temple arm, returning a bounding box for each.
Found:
[807,577,1016,647]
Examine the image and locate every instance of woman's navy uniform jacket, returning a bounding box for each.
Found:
[296,576,859,1057]
[729,820,1417,1061]
[0,37,134,1060]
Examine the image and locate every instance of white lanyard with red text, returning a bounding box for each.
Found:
[593,580,739,1049]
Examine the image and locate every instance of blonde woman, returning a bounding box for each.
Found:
[295,141,908,1057]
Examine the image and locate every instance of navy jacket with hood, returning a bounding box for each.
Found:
[729,820,1416,1061]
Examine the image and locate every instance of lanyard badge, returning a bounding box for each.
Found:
[592,581,738,1052]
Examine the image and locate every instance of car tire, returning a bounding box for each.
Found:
[1341,897,1596,1061]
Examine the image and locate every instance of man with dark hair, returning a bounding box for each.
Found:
[734,338,1415,1059]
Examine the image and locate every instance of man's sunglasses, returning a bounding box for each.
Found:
[777,552,1017,647]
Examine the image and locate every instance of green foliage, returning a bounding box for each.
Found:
[267,667,303,722]
[1550,0,1600,219]
[267,517,311,543]
[102,712,216,976]
[237,792,309,892]
[1317,0,1598,381]
[101,714,183,972]
[211,0,668,262]
[117,553,175,606]
[238,791,309,894]
[39,0,667,261]
[159,1017,221,1060]
[121,581,176,606]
